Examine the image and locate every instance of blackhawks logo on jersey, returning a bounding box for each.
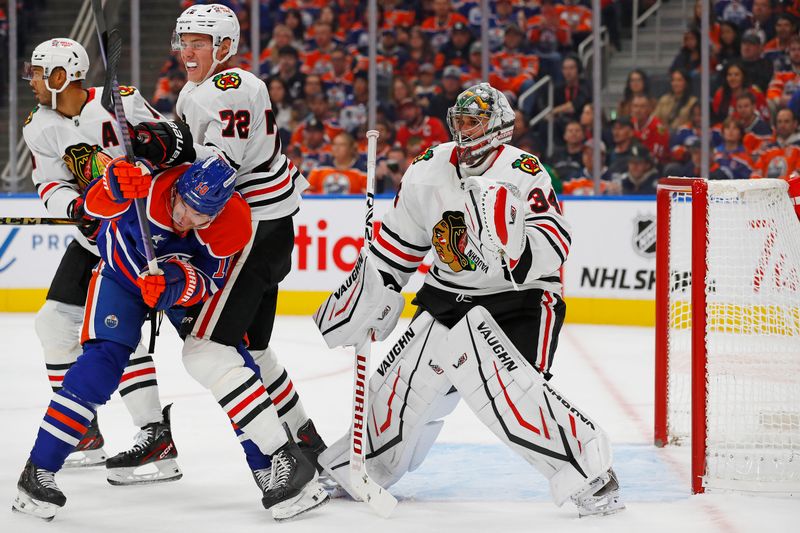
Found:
[511,153,542,176]
[213,72,242,91]
[118,85,136,96]
[412,147,434,164]
[432,211,475,273]
[63,143,101,189]
[24,106,39,126]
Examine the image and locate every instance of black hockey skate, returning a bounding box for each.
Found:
[12,459,66,521]
[63,415,107,468]
[296,418,340,492]
[262,424,329,521]
[106,404,182,486]
[571,468,625,517]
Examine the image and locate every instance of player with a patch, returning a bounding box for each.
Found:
[315,83,624,519]
[20,37,183,475]
[128,4,328,521]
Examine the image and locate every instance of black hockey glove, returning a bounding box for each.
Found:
[68,197,101,245]
[132,120,196,168]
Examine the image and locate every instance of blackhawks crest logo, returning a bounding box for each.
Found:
[213,72,242,91]
[511,153,542,176]
[63,143,102,189]
[432,211,475,273]
[118,85,136,96]
[412,147,434,164]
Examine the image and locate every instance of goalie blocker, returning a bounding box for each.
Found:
[319,306,624,517]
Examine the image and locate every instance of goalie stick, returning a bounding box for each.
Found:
[90,0,158,275]
[348,130,398,518]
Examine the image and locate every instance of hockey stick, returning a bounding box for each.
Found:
[348,130,398,518]
[91,0,158,275]
[0,217,93,226]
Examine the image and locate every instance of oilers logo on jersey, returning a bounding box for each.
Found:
[212,71,241,91]
[511,153,542,176]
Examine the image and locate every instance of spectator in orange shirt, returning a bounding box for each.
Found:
[753,107,800,179]
[764,14,796,66]
[306,133,367,195]
[395,97,450,156]
[303,21,337,75]
[421,0,469,50]
[767,35,800,113]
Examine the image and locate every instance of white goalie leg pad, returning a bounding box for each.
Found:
[118,342,163,427]
[35,300,84,388]
[183,336,286,454]
[319,312,459,496]
[442,306,612,506]
[251,347,309,436]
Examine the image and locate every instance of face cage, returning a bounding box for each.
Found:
[447,108,498,165]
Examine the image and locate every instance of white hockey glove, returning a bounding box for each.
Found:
[314,251,405,349]
[463,178,528,264]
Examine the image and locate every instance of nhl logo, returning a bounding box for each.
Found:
[633,214,656,258]
[104,315,119,329]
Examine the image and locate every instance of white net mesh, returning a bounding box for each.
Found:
[666,179,800,492]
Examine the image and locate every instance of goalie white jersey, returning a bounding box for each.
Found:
[372,142,571,296]
[23,85,163,250]
[176,67,308,220]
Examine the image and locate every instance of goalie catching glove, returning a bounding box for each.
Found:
[463,177,528,265]
[314,251,405,348]
[132,120,196,168]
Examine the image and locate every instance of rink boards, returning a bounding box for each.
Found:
[0,195,657,325]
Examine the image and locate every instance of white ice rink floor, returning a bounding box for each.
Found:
[0,313,797,533]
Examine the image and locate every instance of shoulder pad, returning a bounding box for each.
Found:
[197,194,252,257]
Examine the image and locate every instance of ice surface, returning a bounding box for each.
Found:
[0,314,797,532]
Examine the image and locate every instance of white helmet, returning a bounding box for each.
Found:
[24,38,90,109]
[447,82,515,171]
[172,3,239,81]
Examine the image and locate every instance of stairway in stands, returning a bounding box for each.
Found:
[602,0,690,115]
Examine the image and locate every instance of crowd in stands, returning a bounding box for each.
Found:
[150,0,800,196]
[1,1,45,99]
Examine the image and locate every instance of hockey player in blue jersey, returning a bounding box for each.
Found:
[12,155,328,522]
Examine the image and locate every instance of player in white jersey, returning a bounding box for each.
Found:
[315,83,625,517]
[130,4,329,518]
[21,37,185,482]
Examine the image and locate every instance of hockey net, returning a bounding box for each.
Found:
[655,177,800,494]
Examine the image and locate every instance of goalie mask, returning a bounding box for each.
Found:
[447,83,515,171]
[23,38,90,109]
[172,3,240,82]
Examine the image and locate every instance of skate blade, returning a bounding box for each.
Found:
[272,482,330,522]
[12,491,61,521]
[577,497,626,518]
[107,459,182,486]
[63,448,107,468]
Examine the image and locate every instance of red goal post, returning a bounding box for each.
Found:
[655,177,800,495]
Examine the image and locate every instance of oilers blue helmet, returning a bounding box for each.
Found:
[176,156,237,216]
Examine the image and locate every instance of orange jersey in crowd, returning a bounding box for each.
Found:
[383,9,415,28]
[420,12,469,33]
[306,167,367,195]
[767,70,800,104]
[555,4,592,33]
[752,145,800,180]
[492,51,540,81]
